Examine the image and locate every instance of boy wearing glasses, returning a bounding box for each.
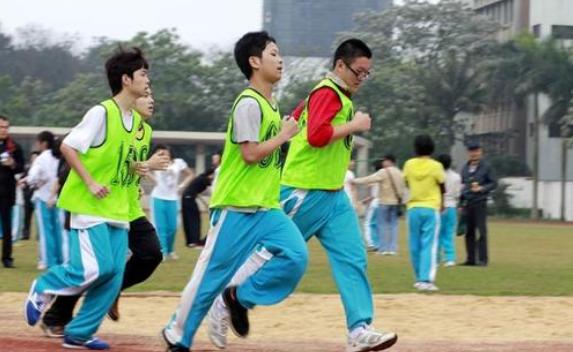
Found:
[210,39,398,352]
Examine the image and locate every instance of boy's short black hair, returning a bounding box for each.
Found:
[0,115,9,122]
[332,39,372,69]
[234,31,276,80]
[383,154,396,164]
[414,134,435,156]
[437,154,452,170]
[105,46,149,96]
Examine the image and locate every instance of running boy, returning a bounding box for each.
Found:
[162,31,308,352]
[39,90,169,337]
[24,47,149,350]
[210,39,398,352]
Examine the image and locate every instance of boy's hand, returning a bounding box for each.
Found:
[351,111,371,133]
[2,156,15,168]
[279,116,299,141]
[147,150,170,171]
[88,182,110,199]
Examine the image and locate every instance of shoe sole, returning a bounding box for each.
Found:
[24,280,39,326]
[62,340,109,350]
[62,342,99,350]
[160,328,171,350]
[369,334,398,351]
[161,328,188,351]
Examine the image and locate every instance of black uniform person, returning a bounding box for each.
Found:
[0,115,24,268]
[181,168,216,247]
[460,141,497,266]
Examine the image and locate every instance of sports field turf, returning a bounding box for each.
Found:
[2,219,572,296]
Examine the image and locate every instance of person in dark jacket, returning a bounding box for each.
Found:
[0,115,25,268]
[460,141,497,266]
[181,168,215,247]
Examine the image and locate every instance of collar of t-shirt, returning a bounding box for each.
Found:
[325,72,352,97]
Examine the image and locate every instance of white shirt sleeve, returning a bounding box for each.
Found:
[174,158,188,172]
[26,153,46,186]
[63,105,107,154]
[233,98,261,143]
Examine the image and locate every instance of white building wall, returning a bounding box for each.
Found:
[502,177,573,221]
[530,0,573,39]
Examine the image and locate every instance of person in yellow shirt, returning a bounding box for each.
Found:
[402,135,445,292]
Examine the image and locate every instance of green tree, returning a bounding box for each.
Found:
[344,0,500,152]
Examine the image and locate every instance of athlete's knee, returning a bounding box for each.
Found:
[285,246,308,279]
[142,247,163,269]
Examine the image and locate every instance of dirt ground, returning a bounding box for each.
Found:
[2,292,573,352]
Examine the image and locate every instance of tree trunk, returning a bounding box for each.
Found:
[531,93,540,220]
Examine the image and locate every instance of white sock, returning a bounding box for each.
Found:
[349,325,368,339]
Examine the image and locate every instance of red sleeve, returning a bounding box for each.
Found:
[305,88,342,147]
[291,99,306,121]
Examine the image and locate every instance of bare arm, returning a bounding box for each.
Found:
[240,118,298,165]
[177,168,196,193]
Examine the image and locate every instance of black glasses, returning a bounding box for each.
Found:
[344,61,370,81]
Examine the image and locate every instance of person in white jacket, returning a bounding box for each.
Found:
[25,131,64,269]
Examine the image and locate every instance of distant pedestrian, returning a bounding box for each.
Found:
[403,135,445,292]
[460,141,497,267]
[436,154,461,267]
[0,115,25,268]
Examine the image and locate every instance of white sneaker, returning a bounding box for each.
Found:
[444,261,456,267]
[207,296,230,349]
[168,252,179,260]
[416,282,439,292]
[346,325,398,352]
[413,282,423,289]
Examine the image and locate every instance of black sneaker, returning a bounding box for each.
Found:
[161,328,189,352]
[222,286,249,337]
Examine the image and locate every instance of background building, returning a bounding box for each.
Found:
[263,0,392,58]
[456,0,573,220]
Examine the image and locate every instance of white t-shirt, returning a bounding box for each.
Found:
[63,104,134,229]
[151,158,189,201]
[27,150,59,203]
[444,169,462,208]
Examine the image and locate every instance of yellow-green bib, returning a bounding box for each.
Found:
[281,78,354,190]
[210,88,282,209]
[58,99,141,221]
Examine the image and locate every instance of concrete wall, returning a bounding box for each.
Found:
[501,177,573,221]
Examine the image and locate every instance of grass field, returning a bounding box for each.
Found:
[2,219,572,296]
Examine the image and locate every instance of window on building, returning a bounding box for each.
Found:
[548,122,573,138]
[552,25,573,40]
[532,24,541,38]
